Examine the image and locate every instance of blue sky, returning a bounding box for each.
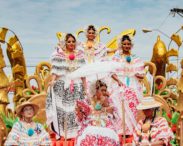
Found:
[0,0,183,75]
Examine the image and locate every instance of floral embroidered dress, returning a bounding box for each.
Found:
[75,98,120,146]
[112,50,145,100]
[108,50,144,134]
[133,117,174,146]
[46,47,86,139]
[4,121,51,146]
[109,84,140,135]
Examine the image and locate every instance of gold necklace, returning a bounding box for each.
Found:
[85,42,95,63]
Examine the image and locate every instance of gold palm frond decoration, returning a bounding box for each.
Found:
[171,34,182,47]
[56,32,63,41]
[8,35,19,46]
[76,29,84,38]
[166,48,179,57]
[96,26,111,42]
[166,63,178,72]
[166,78,178,86]
[0,28,8,43]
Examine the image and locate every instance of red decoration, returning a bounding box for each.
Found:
[32,85,36,90]
[167,113,172,119]
[69,54,75,60]
[171,124,177,132]
[157,83,163,90]
[76,100,91,116]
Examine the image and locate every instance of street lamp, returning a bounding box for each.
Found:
[142,28,171,39]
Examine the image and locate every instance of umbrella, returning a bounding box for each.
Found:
[68,61,122,81]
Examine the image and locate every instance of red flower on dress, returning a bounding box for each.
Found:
[129,102,135,108]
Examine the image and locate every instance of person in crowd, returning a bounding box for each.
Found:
[111,34,145,100]
[5,101,51,146]
[75,80,120,146]
[46,33,86,139]
[133,96,174,146]
[79,25,109,63]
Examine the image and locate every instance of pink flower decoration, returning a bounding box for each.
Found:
[70,80,74,93]
[69,54,75,60]
[129,102,135,108]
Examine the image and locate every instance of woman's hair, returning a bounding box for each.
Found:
[96,80,107,90]
[87,25,96,32]
[121,35,132,43]
[65,33,76,42]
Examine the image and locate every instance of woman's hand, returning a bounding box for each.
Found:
[49,79,55,87]
[49,74,57,87]
[117,80,123,87]
[105,91,110,97]
[48,123,54,134]
[111,74,123,87]
[81,77,87,92]
[135,73,144,80]
[75,106,84,121]
[106,107,114,114]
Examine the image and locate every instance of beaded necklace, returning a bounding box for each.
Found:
[120,53,132,63]
[22,120,35,137]
[91,95,106,111]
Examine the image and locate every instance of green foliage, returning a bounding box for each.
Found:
[171,112,180,124]
[0,113,19,129]
[160,91,169,95]
[43,123,48,129]
[26,91,32,95]
[155,89,159,94]
[162,110,180,146]
[143,90,147,94]
[170,136,179,146]
[162,110,171,122]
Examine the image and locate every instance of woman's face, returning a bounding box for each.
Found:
[21,105,35,119]
[96,86,108,98]
[121,39,132,52]
[66,36,76,51]
[87,29,96,41]
[143,109,154,118]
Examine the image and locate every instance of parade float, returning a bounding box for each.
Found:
[0,23,182,146]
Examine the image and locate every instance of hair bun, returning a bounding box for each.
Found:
[95,80,107,89]
[121,35,132,42]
